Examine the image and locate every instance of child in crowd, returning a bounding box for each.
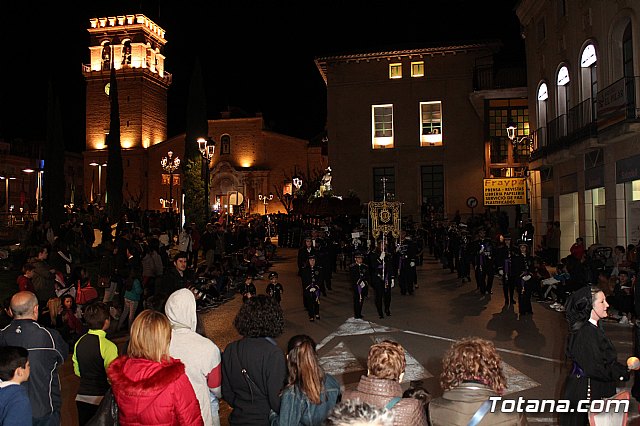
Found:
[118,267,144,331]
[0,345,32,426]
[16,263,35,293]
[73,302,118,425]
[266,271,284,304]
[57,294,84,349]
[241,275,256,303]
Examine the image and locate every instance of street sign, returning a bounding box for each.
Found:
[466,196,478,209]
[483,178,527,205]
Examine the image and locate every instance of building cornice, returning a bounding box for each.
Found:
[314,42,500,84]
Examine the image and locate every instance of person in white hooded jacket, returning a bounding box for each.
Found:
[165,288,222,426]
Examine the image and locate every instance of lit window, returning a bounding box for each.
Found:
[389,63,402,79]
[411,62,424,77]
[420,101,443,146]
[557,66,570,85]
[581,44,597,67]
[372,105,394,148]
[537,83,548,101]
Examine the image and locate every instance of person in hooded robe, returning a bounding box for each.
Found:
[561,285,636,425]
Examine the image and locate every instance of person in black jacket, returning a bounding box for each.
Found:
[349,251,369,319]
[562,286,636,425]
[369,240,395,319]
[300,255,323,321]
[221,295,287,425]
[511,242,535,315]
[297,237,317,277]
[0,291,68,426]
[155,252,193,308]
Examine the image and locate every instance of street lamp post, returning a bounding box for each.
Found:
[258,192,273,215]
[0,174,16,214]
[22,168,43,220]
[160,151,180,211]
[89,162,107,204]
[197,137,216,221]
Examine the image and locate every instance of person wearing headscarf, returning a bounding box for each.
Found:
[561,285,636,425]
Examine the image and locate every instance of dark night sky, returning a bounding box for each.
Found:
[0,1,524,153]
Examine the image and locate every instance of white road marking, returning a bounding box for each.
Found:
[316,317,399,350]
[403,330,563,364]
[317,319,543,393]
[320,342,365,377]
[502,362,540,395]
[319,340,430,384]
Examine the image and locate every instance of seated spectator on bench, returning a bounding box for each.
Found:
[607,269,634,325]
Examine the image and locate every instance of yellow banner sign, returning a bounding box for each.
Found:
[483,178,527,205]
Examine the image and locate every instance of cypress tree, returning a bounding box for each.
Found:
[105,59,124,221]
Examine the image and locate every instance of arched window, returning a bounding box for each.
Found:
[580,43,598,120]
[556,65,570,138]
[537,82,548,147]
[221,134,231,155]
[101,41,111,70]
[121,40,132,66]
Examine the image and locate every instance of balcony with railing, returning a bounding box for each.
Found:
[81,63,172,84]
[473,64,527,91]
[530,76,640,160]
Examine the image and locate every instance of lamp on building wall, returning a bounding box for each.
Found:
[0,174,16,214]
[506,121,532,146]
[258,192,273,215]
[160,151,180,210]
[197,137,216,219]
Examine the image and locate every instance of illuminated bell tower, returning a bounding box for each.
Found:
[83,14,171,151]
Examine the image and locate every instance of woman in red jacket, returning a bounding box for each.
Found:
[107,309,203,425]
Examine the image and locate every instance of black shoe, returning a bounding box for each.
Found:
[385,310,391,316]
[355,315,363,319]
[309,317,314,322]
[379,315,384,319]
[316,315,320,319]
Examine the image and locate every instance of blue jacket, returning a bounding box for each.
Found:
[0,319,68,418]
[123,278,144,302]
[0,383,32,426]
[269,374,341,426]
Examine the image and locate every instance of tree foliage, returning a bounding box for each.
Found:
[183,57,208,228]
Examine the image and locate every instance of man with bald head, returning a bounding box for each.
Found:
[0,291,68,426]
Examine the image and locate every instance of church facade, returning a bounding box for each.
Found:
[82,14,324,216]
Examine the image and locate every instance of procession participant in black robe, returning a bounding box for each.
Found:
[300,255,323,321]
[561,286,635,426]
[349,251,369,319]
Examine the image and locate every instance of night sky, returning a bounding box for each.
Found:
[0,1,524,153]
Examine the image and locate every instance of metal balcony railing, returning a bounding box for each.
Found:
[81,64,172,84]
[547,114,567,149]
[567,99,593,135]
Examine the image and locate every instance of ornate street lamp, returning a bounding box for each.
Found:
[506,121,532,146]
[161,151,180,210]
[258,192,273,215]
[197,137,216,219]
[292,175,302,191]
[89,161,107,204]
